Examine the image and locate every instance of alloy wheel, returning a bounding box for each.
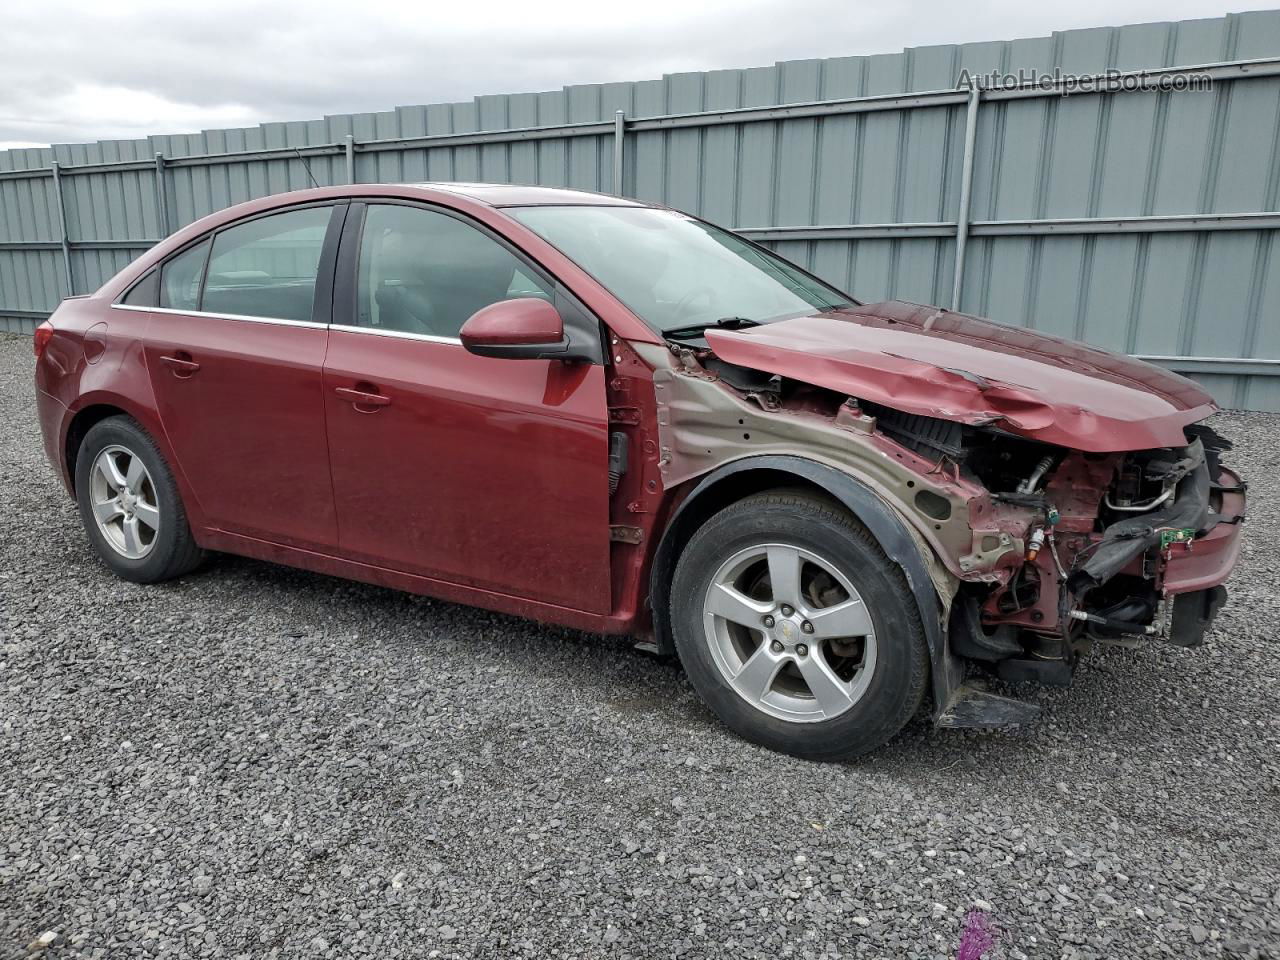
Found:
[701,542,878,723]
[88,444,160,559]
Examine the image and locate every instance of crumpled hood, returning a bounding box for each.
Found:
[704,300,1217,452]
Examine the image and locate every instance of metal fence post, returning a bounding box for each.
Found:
[154,152,170,236]
[613,111,626,196]
[950,83,982,311]
[345,135,356,185]
[49,161,74,296]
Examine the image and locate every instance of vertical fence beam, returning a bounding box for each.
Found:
[345,135,356,185]
[154,153,170,236]
[950,83,982,311]
[613,111,626,196]
[49,161,74,296]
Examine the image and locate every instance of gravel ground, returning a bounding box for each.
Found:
[1,332,1278,960]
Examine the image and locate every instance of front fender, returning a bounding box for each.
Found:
[650,454,963,717]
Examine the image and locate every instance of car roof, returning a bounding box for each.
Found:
[412,182,646,207]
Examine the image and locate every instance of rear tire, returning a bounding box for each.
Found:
[671,490,928,760]
[74,416,204,583]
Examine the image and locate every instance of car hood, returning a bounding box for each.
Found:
[703,300,1217,452]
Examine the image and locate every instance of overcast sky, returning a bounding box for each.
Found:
[0,0,1263,150]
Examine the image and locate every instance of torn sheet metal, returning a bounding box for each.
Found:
[632,341,1023,584]
[705,300,1217,453]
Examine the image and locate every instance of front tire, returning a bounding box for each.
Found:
[671,490,928,761]
[74,416,204,583]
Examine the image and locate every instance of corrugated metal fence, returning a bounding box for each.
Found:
[3,12,1280,408]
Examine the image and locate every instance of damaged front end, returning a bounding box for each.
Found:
[897,411,1245,689]
[641,302,1247,729]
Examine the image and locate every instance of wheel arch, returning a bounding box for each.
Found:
[60,394,206,535]
[65,403,131,492]
[649,455,961,714]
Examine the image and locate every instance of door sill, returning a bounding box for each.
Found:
[199,527,632,635]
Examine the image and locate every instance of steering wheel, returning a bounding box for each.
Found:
[672,286,716,323]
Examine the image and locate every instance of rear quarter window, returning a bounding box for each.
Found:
[120,269,159,307]
[160,239,211,311]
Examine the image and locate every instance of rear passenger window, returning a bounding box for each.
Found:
[160,239,210,311]
[202,207,331,322]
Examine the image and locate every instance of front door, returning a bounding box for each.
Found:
[322,201,612,613]
[143,204,342,550]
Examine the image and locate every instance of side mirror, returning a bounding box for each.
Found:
[459,298,568,360]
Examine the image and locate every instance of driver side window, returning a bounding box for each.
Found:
[355,204,552,339]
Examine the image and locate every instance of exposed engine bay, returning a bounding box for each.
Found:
[871,403,1243,686]
[642,306,1247,698]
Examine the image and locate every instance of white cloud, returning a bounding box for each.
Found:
[7,85,264,143]
[0,0,1258,148]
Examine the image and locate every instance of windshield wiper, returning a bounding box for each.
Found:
[663,316,761,339]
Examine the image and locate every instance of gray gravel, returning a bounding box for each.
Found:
[1,332,1278,959]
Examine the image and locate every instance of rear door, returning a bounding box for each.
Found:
[142,203,344,550]
[321,201,613,613]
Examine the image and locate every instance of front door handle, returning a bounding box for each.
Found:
[160,353,200,378]
[334,385,392,411]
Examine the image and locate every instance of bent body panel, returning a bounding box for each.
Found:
[705,302,1217,452]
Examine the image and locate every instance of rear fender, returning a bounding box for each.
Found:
[63,386,209,533]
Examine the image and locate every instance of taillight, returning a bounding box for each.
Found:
[33,321,53,359]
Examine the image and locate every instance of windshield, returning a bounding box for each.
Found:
[507,205,852,335]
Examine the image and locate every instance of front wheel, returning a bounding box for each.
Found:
[671,490,929,760]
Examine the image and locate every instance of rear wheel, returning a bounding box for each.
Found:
[74,416,204,583]
[671,490,928,760]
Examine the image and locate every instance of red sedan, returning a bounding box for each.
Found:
[34,183,1245,759]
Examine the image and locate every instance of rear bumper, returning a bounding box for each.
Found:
[1162,465,1246,596]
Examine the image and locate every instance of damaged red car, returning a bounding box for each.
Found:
[33,184,1246,760]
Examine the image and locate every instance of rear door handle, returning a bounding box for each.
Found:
[334,385,392,410]
[160,353,201,377]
